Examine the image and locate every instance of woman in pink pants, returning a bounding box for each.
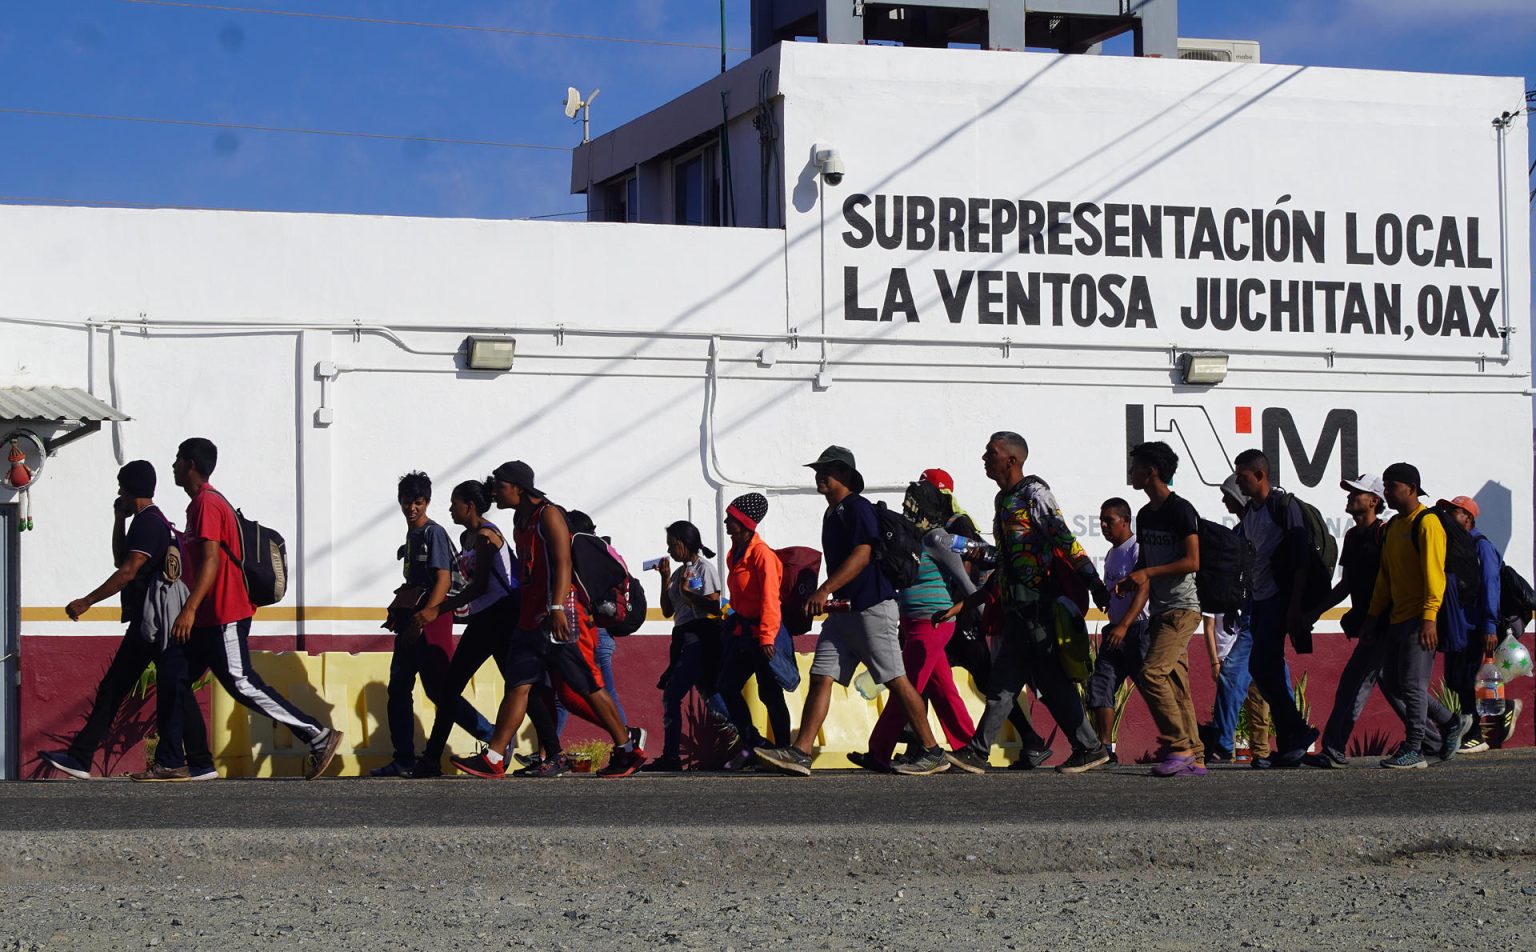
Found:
[857,480,977,771]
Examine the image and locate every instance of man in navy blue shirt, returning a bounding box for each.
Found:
[755,446,951,776]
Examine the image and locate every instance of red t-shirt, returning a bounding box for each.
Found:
[185,486,254,626]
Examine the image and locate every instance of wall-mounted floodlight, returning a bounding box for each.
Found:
[1180,352,1229,385]
[465,336,517,372]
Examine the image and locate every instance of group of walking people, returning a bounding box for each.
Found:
[39,430,1528,781]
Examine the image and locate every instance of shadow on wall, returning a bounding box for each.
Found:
[1474,480,1513,556]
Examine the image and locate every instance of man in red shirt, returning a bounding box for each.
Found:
[133,438,341,781]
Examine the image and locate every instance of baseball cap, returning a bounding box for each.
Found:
[919,468,954,492]
[490,460,544,498]
[1436,495,1479,521]
[1381,462,1425,496]
[1340,473,1385,503]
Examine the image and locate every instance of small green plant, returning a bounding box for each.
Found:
[566,739,613,769]
[1109,679,1136,745]
[1430,678,1460,715]
[132,662,212,699]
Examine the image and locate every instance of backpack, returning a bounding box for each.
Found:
[775,546,822,636]
[1196,519,1252,615]
[1410,506,1481,603]
[870,500,923,590]
[1265,489,1339,604]
[569,530,644,635]
[139,509,191,650]
[210,490,288,608]
[1499,562,1536,626]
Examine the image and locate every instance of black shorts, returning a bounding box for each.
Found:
[503,625,602,696]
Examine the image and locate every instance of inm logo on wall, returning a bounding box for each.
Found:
[1125,405,1359,489]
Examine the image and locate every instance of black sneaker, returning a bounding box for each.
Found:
[944,748,989,775]
[369,760,414,778]
[528,754,572,778]
[892,746,951,776]
[1008,747,1053,770]
[1055,745,1110,775]
[597,746,645,779]
[1204,746,1235,765]
[39,750,92,780]
[1440,714,1474,761]
[511,755,545,777]
[754,745,813,776]
[408,757,443,779]
[846,751,892,773]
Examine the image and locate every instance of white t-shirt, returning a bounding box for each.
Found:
[1104,536,1149,625]
[1207,613,1240,660]
[667,556,722,627]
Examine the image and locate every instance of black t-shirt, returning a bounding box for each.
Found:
[1135,493,1201,614]
[822,493,895,612]
[1339,519,1386,635]
[121,505,172,625]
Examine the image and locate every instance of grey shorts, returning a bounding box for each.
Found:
[810,599,904,686]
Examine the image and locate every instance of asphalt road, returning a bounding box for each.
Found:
[6,747,1534,832]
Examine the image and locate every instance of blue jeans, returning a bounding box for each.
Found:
[1247,594,1314,754]
[555,629,626,735]
[1209,613,1292,753]
[387,631,494,766]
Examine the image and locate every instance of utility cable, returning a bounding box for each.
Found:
[113,0,750,52]
[0,105,569,151]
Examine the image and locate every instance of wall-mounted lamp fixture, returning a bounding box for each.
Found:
[1180,352,1229,386]
[465,336,517,372]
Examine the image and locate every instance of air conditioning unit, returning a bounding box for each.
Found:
[1177,38,1261,65]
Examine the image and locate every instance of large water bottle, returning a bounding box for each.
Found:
[946,534,998,567]
[853,669,887,701]
[1476,658,1506,717]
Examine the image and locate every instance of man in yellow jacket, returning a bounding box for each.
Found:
[1364,462,1474,769]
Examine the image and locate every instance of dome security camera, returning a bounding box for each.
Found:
[814,145,845,186]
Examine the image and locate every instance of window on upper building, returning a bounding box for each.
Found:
[604,174,638,223]
[672,147,718,227]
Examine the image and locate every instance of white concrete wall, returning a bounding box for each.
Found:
[2,43,1531,642]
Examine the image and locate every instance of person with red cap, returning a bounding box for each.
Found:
[1437,494,1509,753]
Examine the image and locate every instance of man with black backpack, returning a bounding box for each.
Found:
[39,461,214,780]
[141,438,342,781]
[1363,462,1473,769]
[755,446,950,776]
[942,431,1112,775]
[1231,449,1322,768]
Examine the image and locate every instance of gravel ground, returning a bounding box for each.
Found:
[3,759,1535,951]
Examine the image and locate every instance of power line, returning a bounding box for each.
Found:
[0,105,570,151]
[114,0,750,52]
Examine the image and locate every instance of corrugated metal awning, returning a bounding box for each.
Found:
[0,386,129,423]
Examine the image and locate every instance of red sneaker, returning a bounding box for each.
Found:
[450,750,506,779]
[597,746,645,779]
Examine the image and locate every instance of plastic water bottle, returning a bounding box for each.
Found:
[853,669,887,700]
[1476,658,1506,717]
[687,569,705,593]
[947,535,998,567]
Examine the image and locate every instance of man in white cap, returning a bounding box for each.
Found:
[1305,473,1393,767]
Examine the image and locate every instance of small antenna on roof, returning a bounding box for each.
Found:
[562,86,601,143]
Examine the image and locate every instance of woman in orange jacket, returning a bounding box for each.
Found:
[716,493,801,769]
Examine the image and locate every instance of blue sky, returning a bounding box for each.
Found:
[0,0,1531,221]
